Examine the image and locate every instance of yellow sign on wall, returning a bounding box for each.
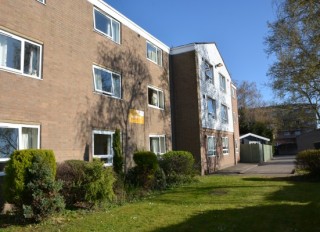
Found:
[129,109,144,124]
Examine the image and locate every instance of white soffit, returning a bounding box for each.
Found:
[89,0,170,53]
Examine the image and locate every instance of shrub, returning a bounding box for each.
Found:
[113,129,124,175]
[125,151,162,190]
[159,151,195,186]
[22,154,65,222]
[296,149,320,176]
[56,160,115,208]
[4,149,56,207]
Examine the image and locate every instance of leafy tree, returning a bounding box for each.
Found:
[265,0,320,119]
[112,129,123,175]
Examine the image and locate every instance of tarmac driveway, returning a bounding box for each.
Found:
[217,155,296,176]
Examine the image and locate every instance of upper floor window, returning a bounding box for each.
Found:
[37,0,45,4]
[0,30,42,79]
[0,122,40,174]
[93,65,121,99]
[204,60,213,79]
[147,41,162,66]
[94,8,120,44]
[221,104,228,124]
[207,97,216,118]
[232,87,236,98]
[150,135,166,155]
[148,86,164,109]
[219,73,226,92]
[207,136,216,156]
[92,130,115,167]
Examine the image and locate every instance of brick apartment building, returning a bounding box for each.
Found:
[170,43,240,174]
[0,0,172,173]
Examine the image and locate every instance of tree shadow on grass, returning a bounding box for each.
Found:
[152,176,320,232]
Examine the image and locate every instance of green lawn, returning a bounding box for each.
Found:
[2,175,320,232]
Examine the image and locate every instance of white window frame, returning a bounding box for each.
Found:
[232,87,236,98]
[149,135,166,155]
[92,65,121,99]
[0,122,40,176]
[219,73,226,92]
[204,60,213,80]
[92,130,115,167]
[207,136,216,156]
[0,30,43,79]
[148,86,164,109]
[221,104,229,124]
[146,41,162,66]
[37,0,45,4]
[222,137,229,155]
[207,97,216,119]
[93,7,121,44]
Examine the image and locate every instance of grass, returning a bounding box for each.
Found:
[1,175,320,232]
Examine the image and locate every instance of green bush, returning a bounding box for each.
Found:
[296,149,320,176]
[4,149,56,207]
[22,154,65,222]
[125,151,163,190]
[159,151,195,186]
[56,160,115,208]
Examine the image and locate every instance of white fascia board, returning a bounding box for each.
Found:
[170,44,196,55]
[89,0,170,53]
[239,133,270,141]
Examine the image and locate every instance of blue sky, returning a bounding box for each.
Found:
[105,0,278,102]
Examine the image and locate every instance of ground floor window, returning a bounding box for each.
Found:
[207,136,216,156]
[92,130,114,166]
[222,137,229,154]
[149,135,166,155]
[0,122,40,174]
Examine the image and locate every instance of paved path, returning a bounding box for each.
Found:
[217,155,296,176]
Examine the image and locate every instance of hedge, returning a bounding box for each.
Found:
[296,149,320,176]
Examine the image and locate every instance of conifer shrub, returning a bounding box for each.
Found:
[113,129,123,176]
[4,149,56,207]
[296,149,320,176]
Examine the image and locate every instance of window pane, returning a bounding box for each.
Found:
[220,74,226,91]
[148,88,158,106]
[24,42,40,77]
[112,73,121,98]
[207,98,216,117]
[112,20,120,43]
[158,91,164,109]
[157,48,162,66]
[0,127,18,159]
[147,43,157,62]
[94,134,112,155]
[94,68,112,94]
[21,127,38,149]
[205,62,213,79]
[150,137,159,154]
[0,34,21,70]
[207,137,213,155]
[94,10,111,36]
[160,137,166,154]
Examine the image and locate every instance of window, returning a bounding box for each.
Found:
[219,74,226,92]
[92,130,115,166]
[221,104,228,124]
[222,137,229,154]
[0,123,40,174]
[207,136,216,156]
[147,41,162,66]
[232,87,236,98]
[0,30,42,79]
[148,86,164,109]
[207,97,216,118]
[204,60,213,79]
[149,135,166,155]
[37,0,45,4]
[93,65,121,98]
[93,8,120,44]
